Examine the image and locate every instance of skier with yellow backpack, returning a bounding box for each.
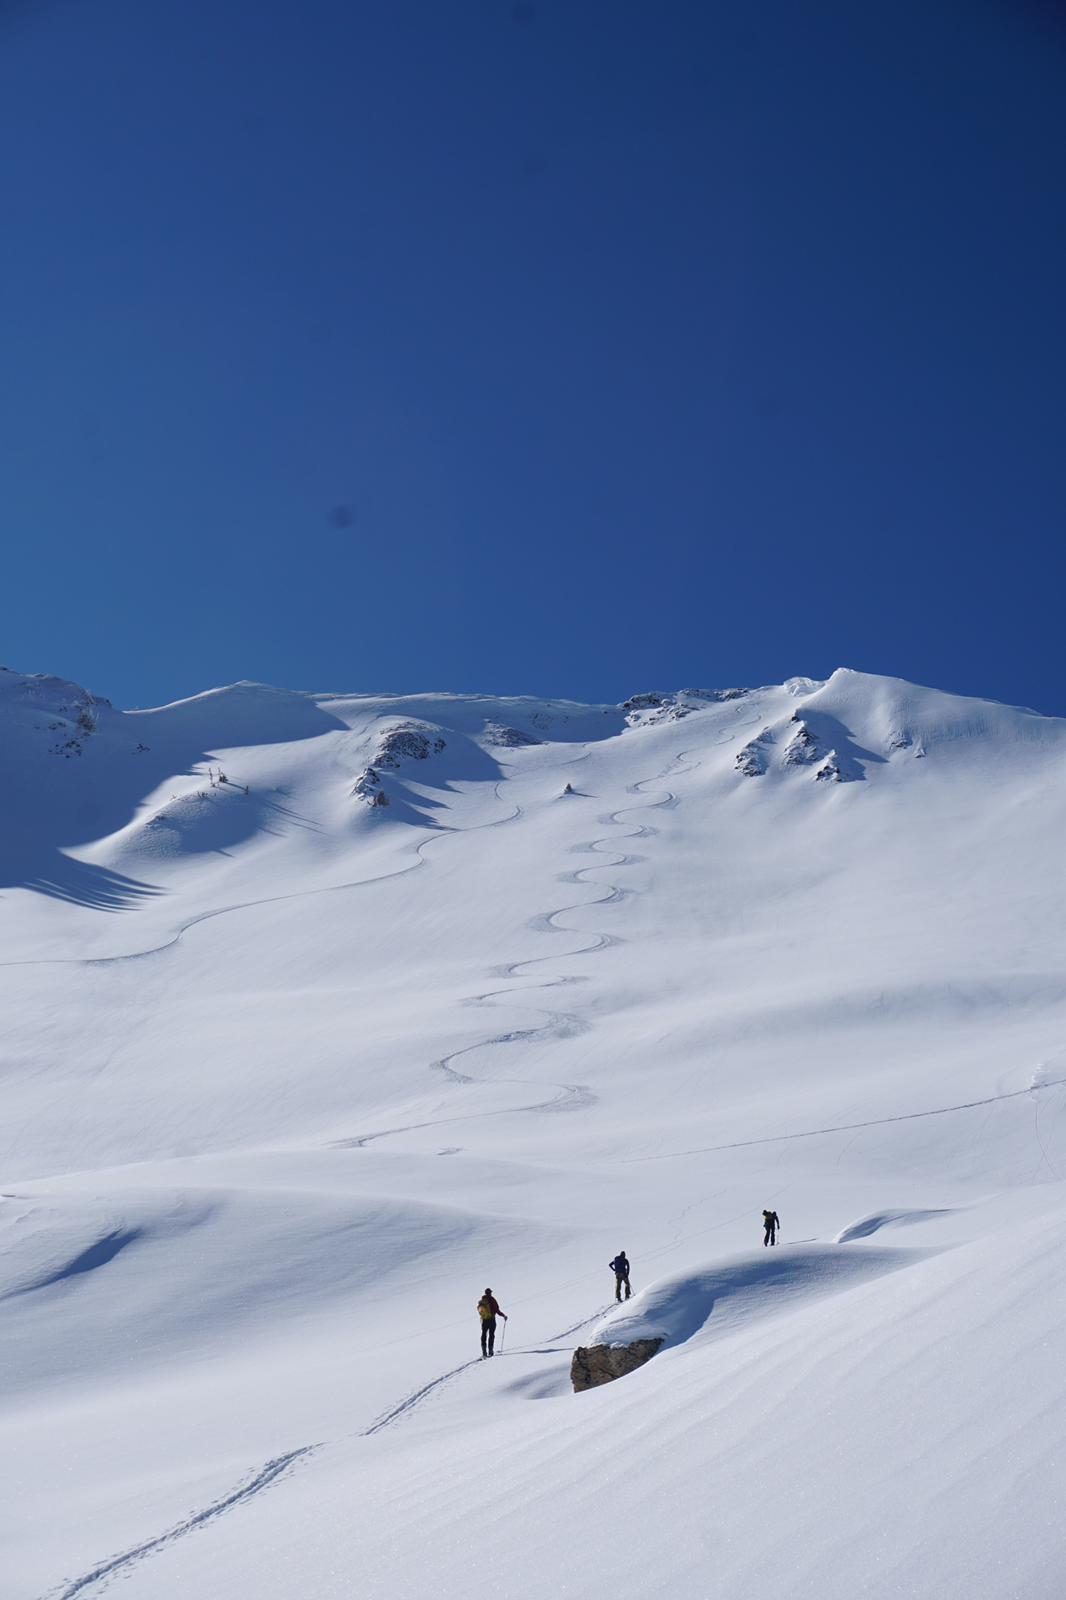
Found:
[477,1288,508,1357]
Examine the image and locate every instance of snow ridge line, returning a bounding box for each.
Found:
[0,781,521,972]
[625,1076,1066,1162]
[44,1446,317,1600]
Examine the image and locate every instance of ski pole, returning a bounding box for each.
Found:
[499,1318,507,1353]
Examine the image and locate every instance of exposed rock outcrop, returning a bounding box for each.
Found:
[783,721,820,766]
[570,1338,663,1392]
[623,688,751,728]
[351,767,389,806]
[375,723,446,768]
[622,692,668,714]
[736,728,773,776]
[482,723,542,747]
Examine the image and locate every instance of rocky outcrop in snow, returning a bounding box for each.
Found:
[350,719,449,807]
[782,720,820,766]
[570,1338,663,1392]
[624,688,751,727]
[0,668,109,759]
[736,729,773,775]
[374,723,446,768]
[482,724,542,748]
[622,692,669,714]
[351,768,389,807]
[738,705,864,782]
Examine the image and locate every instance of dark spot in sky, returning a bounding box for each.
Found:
[329,504,355,529]
[753,394,784,422]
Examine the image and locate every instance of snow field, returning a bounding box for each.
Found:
[1,666,1065,1598]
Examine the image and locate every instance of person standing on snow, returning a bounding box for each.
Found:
[477,1288,507,1356]
[609,1251,631,1301]
[762,1210,780,1247]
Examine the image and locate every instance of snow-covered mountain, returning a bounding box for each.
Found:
[3,664,1065,1600]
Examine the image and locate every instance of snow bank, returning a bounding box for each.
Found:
[587,1242,928,1354]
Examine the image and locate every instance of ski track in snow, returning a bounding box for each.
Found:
[363,1358,486,1436]
[45,1447,317,1600]
[333,752,700,1150]
[357,1305,619,1445]
[49,1337,580,1592]
[626,1075,1066,1162]
[548,1303,619,1341]
[362,1339,573,1439]
[0,781,523,973]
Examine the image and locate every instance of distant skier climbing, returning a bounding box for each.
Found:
[477,1288,507,1356]
[609,1251,631,1301]
[762,1210,780,1247]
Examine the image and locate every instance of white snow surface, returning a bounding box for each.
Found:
[2,663,1066,1599]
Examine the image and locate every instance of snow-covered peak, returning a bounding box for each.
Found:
[797,666,1063,758]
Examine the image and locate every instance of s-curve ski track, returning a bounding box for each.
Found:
[332,751,701,1150]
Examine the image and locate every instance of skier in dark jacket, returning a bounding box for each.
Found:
[609,1251,631,1301]
[477,1288,507,1356]
[762,1210,780,1247]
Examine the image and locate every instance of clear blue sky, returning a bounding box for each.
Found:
[3,1,1064,713]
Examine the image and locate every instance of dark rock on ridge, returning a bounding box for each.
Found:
[376,723,446,768]
[351,767,389,806]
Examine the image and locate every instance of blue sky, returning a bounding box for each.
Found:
[3,1,1064,713]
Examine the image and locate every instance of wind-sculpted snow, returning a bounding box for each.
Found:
[586,1243,927,1354]
[833,1208,953,1242]
[3,666,1066,1599]
[0,1226,142,1297]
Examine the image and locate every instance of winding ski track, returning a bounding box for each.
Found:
[0,780,522,973]
[332,749,701,1150]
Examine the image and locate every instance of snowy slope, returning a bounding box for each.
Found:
[2,665,1065,1600]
